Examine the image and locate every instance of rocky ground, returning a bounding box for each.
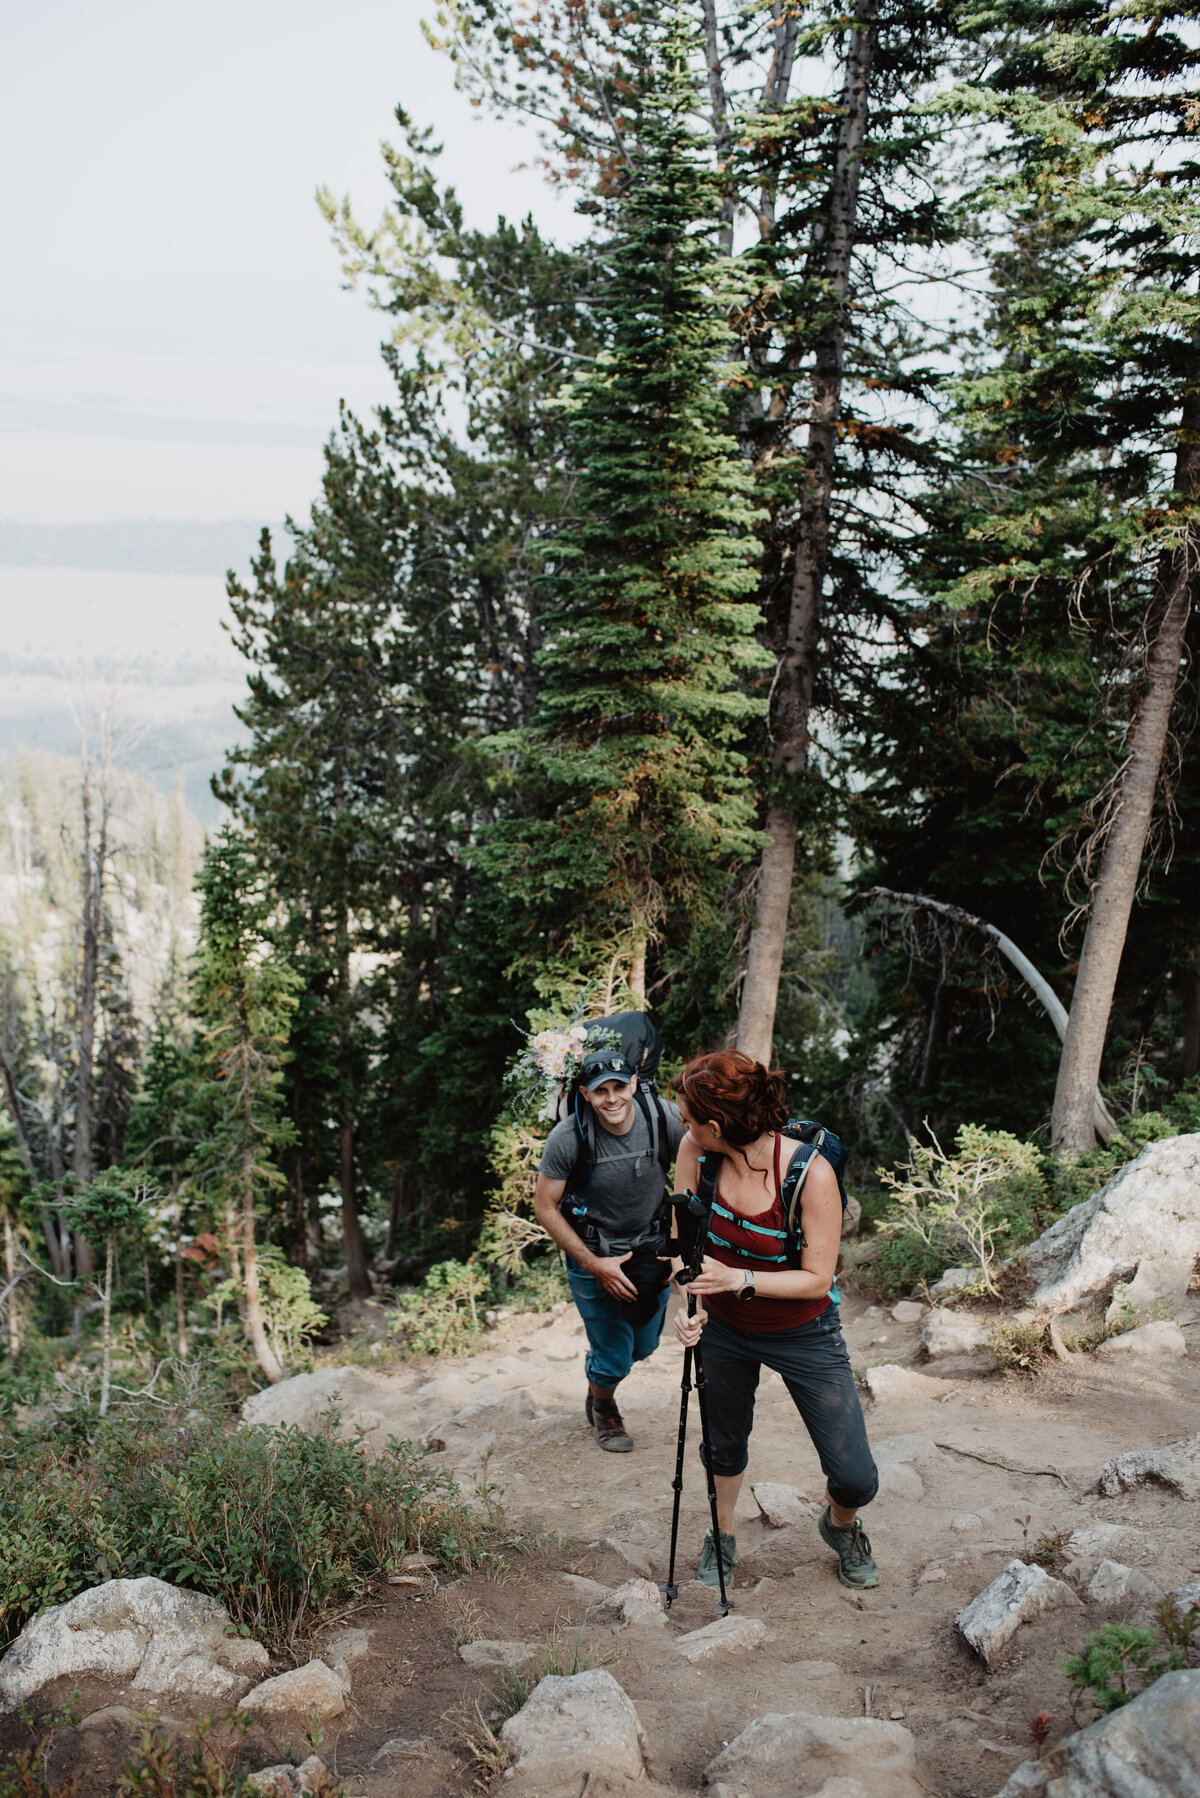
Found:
[8,1276,1194,1797]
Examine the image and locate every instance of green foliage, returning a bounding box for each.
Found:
[390,1258,488,1360]
[1051,1083,1200,1213]
[0,1412,500,1652]
[1063,1598,1200,1717]
[212,1248,327,1371]
[876,1124,1047,1296]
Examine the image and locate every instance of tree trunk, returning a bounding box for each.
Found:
[699,0,734,253]
[737,0,879,1065]
[629,930,647,1008]
[73,766,106,1280]
[1182,967,1200,1081]
[339,1115,371,1298]
[241,1142,283,1383]
[3,1210,19,1357]
[1051,421,1199,1154]
[98,1234,113,1417]
[384,1164,406,1263]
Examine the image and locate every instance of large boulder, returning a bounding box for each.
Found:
[1019,1134,1200,1312]
[705,1712,926,1798]
[241,1365,412,1439]
[991,1669,1200,1797]
[1096,1319,1188,1360]
[499,1669,645,1789]
[1099,1433,1200,1500]
[956,1560,1080,1667]
[0,1578,269,1712]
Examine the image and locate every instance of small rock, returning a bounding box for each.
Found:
[1099,1432,1200,1500]
[400,1551,438,1572]
[674,1615,767,1663]
[1096,1319,1187,1359]
[618,1599,668,1628]
[706,1712,925,1798]
[956,1559,1081,1666]
[917,1566,947,1584]
[952,1513,983,1533]
[988,1668,1200,1797]
[387,1574,423,1586]
[560,1573,610,1603]
[423,1382,536,1448]
[370,1737,429,1765]
[248,1757,331,1795]
[601,1577,664,1612]
[752,1481,818,1526]
[890,1301,924,1324]
[1085,1560,1164,1607]
[599,1537,654,1579]
[0,1578,269,1713]
[863,1364,953,1403]
[320,1627,371,1672]
[458,1639,537,1668]
[921,1308,990,1358]
[498,1669,645,1786]
[877,1462,924,1501]
[241,1660,347,1724]
[930,1267,980,1300]
[1169,1580,1200,1611]
[874,1433,942,1466]
[1106,1256,1194,1322]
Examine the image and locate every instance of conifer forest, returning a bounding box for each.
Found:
[2,0,1199,1399]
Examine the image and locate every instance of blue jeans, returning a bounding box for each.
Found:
[565,1257,670,1391]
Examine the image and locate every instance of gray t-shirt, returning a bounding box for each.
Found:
[539,1097,687,1241]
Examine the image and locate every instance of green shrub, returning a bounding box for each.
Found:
[391,1258,488,1358]
[0,1412,502,1652]
[1062,1597,1199,1716]
[876,1124,1047,1296]
[1052,1083,1200,1214]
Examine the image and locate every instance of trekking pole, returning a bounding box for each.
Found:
[661,1332,693,1606]
[693,1322,733,1615]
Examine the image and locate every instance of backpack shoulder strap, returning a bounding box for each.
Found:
[696,1150,722,1213]
[567,1094,598,1206]
[780,1137,821,1249]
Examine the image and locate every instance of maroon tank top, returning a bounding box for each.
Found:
[704,1134,831,1334]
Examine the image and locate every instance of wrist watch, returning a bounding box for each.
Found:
[737,1268,757,1302]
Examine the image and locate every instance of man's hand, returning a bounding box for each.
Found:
[590,1250,638,1301]
[674,1298,707,1347]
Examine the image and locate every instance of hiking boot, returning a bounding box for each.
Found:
[697,1527,739,1590]
[591,1396,633,1452]
[818,1506,880,1589]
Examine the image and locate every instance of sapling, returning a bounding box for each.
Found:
[62,1170,153,1418]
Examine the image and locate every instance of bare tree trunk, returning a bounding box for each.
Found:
[98,1234,113,1417]
[629,930,647,1008]
[384,1164,406,1263]
[72,748,111,1279]
[699,0,734,253]
[737,0,879,1065]
[241,1142,283,1384]
[3,1211,19,1357]
[336,917,371,1298]
[1051,422,1199,1154]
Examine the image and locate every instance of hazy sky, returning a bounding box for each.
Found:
[1,0,577,528]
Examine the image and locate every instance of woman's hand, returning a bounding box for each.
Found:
[673,1299,708,1347]
[685,1255,748,1297]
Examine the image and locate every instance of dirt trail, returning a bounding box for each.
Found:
[241,1284,1200,1797]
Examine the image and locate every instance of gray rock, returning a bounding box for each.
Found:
[1020,1134,1200,1312]
[320,1627,371,1675]
[957,1559,1081,1666]
[930,1266,980,1300]
[0,1577,269,1713]
[890,1301,925,1324]
[752,1481,819,1526]
[599,1537,654,1579]
[842,1195,863,1238]
[1086,1560,1165,1606]
[1096,1319,1187,1360]
[423,1381,536,1448]
[559,1573,611,1603]
[248,1757,331,1795]
[370,1737,430,1765]
[674,1615,767,1663]
[951,1512,984,1533]
[1168,1581,1200,1611]
[1099,1432,1200,1500]
[877,1462,924,1501]
[990,1669,1200,1797]
[863,1364,952,1403]
[874,1433,942,1465]
[498,1669,645,1787]
[1106,1257,1195,1323]
[601,1577,664,1612]
[241,1366,396,1432]
[706,1712,926,1798]
[458,1639,536,1668]
[921,1308,990,1358]
[242,1659,348,1723]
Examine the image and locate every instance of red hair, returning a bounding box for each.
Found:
[675,1050,788,1149]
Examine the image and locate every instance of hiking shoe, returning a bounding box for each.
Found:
[818,1506,879,1589]
[592,1398,633,1453]
[697,1527,739,1590]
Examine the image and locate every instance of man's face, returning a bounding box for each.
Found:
[582,1075,637,1130]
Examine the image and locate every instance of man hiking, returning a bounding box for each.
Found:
[534,1040,686,1452]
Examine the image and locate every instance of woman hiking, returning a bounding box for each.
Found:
[671,1050,879,1593]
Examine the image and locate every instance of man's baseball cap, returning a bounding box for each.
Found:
[580,1050,636,1091]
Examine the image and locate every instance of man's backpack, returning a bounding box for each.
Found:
[564,1011,672,1207]
[695,1118,848,1270]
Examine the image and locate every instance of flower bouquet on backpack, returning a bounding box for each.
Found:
[508,996,622,1124]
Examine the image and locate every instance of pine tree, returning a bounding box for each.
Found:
[478,5,769,1001]
[189,828,299,1383]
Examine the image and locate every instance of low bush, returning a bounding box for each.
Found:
[0,1410,503,1652]
[1062,1596,1199,1717]
[875,1124,1047,1297]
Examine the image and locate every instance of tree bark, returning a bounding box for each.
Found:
[336,913,371,1297]
[1051,415,1200,1154]
[737,0,879,1065]
[98,1233,113,1417]
[241,1140,283,1384]
[1182,966,1200,1081]
[699,0,734,253]
[3,1210,19,1357]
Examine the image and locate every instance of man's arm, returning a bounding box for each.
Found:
[533,1172,639,1301]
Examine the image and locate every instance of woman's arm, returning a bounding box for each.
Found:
[684,1153,842,1302]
